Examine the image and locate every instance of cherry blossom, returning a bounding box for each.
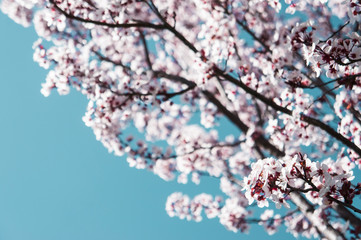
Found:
[2,0,361,239]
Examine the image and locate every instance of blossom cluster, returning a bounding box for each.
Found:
[166,192,252,233]
[2,0,361,239]
[243,154,359,208]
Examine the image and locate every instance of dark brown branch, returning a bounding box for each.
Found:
[109,87,195,100]
[139,30,153,71]
[166,141,244,159]
[335,58,361,66]
[93,51,130,69]
[144,0,198,53]
[50,0,166,30]
[320,21,350,43]
[163,25,198,53]
[202,90,285,157]
[299,171,361,217]
[328,196,361,215]
[153,71,197,87]
[333,203,361,229]
[235,19,271,53]
[214,67,361,157]
[287,185,317,193]
[350,106,361,125]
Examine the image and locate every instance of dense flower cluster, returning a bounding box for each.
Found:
[2,0,361,239]
[244,154,359,208]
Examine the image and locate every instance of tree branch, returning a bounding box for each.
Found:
[50,0,166,30]
[214,67,361,157]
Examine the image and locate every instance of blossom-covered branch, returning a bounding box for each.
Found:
[2,0,361,239]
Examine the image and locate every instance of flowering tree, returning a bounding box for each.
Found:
[2,0,361,239]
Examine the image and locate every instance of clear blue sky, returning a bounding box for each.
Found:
[0,12,300,240]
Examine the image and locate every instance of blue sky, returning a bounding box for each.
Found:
[0,11,302,240]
